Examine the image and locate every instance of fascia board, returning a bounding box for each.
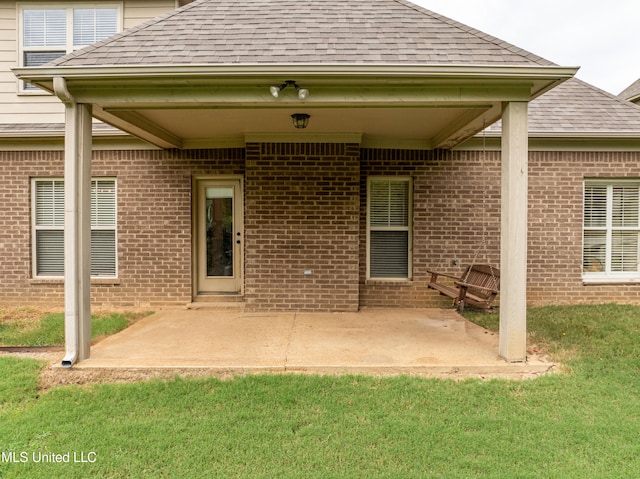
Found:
[457,134,640,152]
[0,127,127,138]
[468,130,640,139]
[531,131,640,139]
[12,65,578,117]
[13,63,578,89]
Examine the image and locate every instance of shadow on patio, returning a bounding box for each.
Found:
[58,307,555,380]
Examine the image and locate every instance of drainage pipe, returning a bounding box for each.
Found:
[54,76,93,368]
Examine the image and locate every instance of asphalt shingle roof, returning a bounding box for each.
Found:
[618,79,640,103]
[51,0,554,67]
[488,78,640,134]
[37,0,640,137]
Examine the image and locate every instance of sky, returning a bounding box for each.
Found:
[413,0,640,96]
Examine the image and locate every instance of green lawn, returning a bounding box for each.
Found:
[0,309,150,346]
[1,304,640,478]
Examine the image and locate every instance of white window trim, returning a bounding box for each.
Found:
[366,176,413,281]
[31,177,118,279]
[17,2,122,94]
[583,178,640,282]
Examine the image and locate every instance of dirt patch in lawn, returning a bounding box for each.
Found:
[0,347,237,390]
[38,365,240,391]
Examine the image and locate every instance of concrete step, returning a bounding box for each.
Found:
[187,295,245,311]
[192,294,244,303]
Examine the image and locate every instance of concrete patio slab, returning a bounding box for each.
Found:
[68,307,556,379]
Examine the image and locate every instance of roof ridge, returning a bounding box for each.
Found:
[391,0,554,66]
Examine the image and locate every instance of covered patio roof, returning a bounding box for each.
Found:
[15,64,576,150]
[13,0,577,149]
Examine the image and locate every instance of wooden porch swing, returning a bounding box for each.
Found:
[426,123,500,313]
[427,264,499,313]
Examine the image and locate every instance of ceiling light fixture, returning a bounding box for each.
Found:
[270,80,309,100]
[291,113,310,129]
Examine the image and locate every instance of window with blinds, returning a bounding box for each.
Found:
[73,8,119,48]
[583,180,640,280]
[33,179,117,278]
[20,5,120,91]
[367,177,412,279]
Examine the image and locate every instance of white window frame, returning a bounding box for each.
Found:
[32,178,118,279]
[17,3,122,94]
[366,176,413,281]
[583,179,640,283]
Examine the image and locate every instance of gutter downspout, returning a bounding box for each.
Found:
[54,76,93,368]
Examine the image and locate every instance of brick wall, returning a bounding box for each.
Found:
[361,148,640,308]
[2,146,640,310]
[0,151,65,305]
[527,150,640,305]
[0,148,244,307]
[360,148,501,308]
[244,143,360,311]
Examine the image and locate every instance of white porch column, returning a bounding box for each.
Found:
[60,98,93,367]
[500,101,528,362]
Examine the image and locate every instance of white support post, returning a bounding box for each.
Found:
[61,101,93,367]
[500,101,528,362]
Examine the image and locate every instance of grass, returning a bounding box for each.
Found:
[465,303,640,374]
[0,309,151,347]
[1,303,640,478]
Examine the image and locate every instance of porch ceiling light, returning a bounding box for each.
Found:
[291,113,310,129]
[270,80,309,100]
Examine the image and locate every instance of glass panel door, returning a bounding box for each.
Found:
[206,187,234,277]
[196,179,242,294]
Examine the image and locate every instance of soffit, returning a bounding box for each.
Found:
[13,64,572,149]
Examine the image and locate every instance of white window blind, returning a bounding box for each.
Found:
[34,180,64,275]
[23,9,66,47]
[33,179,117,278]
[90,180,117,276]
[73,8,118,47]
[583,181,640,279]
[368,178,412,279]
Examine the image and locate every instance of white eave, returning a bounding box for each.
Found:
[12,63,578,82]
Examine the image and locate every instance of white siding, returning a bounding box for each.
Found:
[0,1,176,127]
[123,0,176,29]
[0,4,24,124]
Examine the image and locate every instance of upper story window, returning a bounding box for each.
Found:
[583,179,640,282]
[19,4,121,92]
